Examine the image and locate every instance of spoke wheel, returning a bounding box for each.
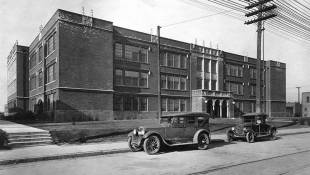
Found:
[226,131,234,143]
[128,137,142,152]
[143,135,161,155]
[197,133,210,150]
[246,132,255,143]
[270,129,277,140]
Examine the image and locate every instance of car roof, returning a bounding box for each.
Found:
[161,112,210,118]
[242,112,267,117]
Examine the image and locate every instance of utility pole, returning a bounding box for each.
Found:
[296,87,301,104]
[245,0,277,113]
[157,26,161,119]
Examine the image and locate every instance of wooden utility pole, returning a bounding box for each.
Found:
[157,26,162,119]
[296,87,301,104]
[245,0,277,113]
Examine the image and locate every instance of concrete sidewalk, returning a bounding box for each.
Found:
[0,127,310,166]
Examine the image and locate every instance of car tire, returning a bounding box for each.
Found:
[128,137,142,152]
[143,135,161,155]
[226,131,234,143]
[270,129,277,140]
[246,132,255,143]
[197,132,210,150]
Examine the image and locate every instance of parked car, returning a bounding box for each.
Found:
[226,113,277,143]
[128,112,211,155]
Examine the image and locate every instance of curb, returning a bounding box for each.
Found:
[0,148,130,166]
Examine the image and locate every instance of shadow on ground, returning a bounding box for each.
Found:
[159,139,235,154]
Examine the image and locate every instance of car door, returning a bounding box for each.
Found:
[165,117,186,144]
[183,116,197,143]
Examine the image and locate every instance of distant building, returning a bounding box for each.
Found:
[6,9,286,121]
[6,42,29,113]
[302,92,310,117]
[286,102,301,117]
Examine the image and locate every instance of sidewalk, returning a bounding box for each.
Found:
[0,127,310,166]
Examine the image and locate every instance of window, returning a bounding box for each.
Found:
[204,79,209,90]
[46,63,55,83]
[174,55,180,68]
[197,78,202,89]
[38,70,43,87]
[180,78,186,90]
[124,71,139,87]
[46,93,55,111]
[160,53,167,66]
[174,99,180,112]
[307,97,310,103]
[114,95,123,111]
[139,72,148,88]
[47,33,56,56]
[115,69,123,85]
[250,68,257,79]
[211,80,217,90]
[30,74,36,90]
[197,57,203,72]
[161,98,167,112]
[38,46,43,63]
[211,60,217,74]
[180,55,187,69]
[173,77,180,90]
[168,76,174,89]
[251,85,256,96]
[124,45,148,63]
[161,75,167,89]
[114,95,148,111]
[180,99,186,112]
[204,59,210,73]
[140,97,148,111]
[168,99,174,111]
[29,52,36,69]
[115,43,123,59]
[167,53,173,67]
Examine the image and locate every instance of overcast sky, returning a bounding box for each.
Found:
[0,0,309,112]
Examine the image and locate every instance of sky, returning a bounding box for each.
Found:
[0,0,309,112]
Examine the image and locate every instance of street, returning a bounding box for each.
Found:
[1,132,310,175]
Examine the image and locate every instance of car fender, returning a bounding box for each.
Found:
[193,129,210,144]
[128,131,135,137]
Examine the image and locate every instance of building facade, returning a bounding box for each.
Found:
[302,92,310,117]
[7,9,286,121]
[7,42,29,113]
[286,102,301,117]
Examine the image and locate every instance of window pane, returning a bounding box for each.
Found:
[115,43,123,59]
[38,46,43,62]
[173,77,180,90]
[140,97,148,111]
[139,72,148,88]
[140,48,148,63]
[204,79,209,90]
[168,76,174,89]
[124,71,139,86]
[180,99,186,112]
[211,60,217,73]
[197,57,202,72]
[196,78,202,89]
[124,96,132,111]
[180,55,187,69]
[167,53,173,67]
[204,59,210,72]
[132,96,138,111]
[211,80,216,90]
[161,98,167,112]
[161,75,167,89]
[168,99,174,111]
[38,71,43,87]
[174,55,180,68]
[174,99,179,112]
[113,95,123,111]
[115,69,123,85]
[180,78,186,90]
[160,53,166,66]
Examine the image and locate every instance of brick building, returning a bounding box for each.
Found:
[7,9,286,121]
[302,92,310,117]
[6,42,29,113]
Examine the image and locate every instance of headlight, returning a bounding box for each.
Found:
[243,128,248,131]
[232,127,235,131]
[137,127,145,135]
[133,129,137,135]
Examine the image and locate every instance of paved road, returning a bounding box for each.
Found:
[1,132,310,175]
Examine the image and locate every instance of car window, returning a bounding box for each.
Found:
[198,117,207,127]
[187,117,195,124]
[160,117,169,125]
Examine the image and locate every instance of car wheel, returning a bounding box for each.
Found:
[246,132,255,143]
[197,133,210,150]
[226,131,234,143]
[128,137,142,152]
[143,135,161,155]
[270,129,277,140]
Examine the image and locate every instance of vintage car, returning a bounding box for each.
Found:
[128,112,211,155]
[226,113,277,143]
